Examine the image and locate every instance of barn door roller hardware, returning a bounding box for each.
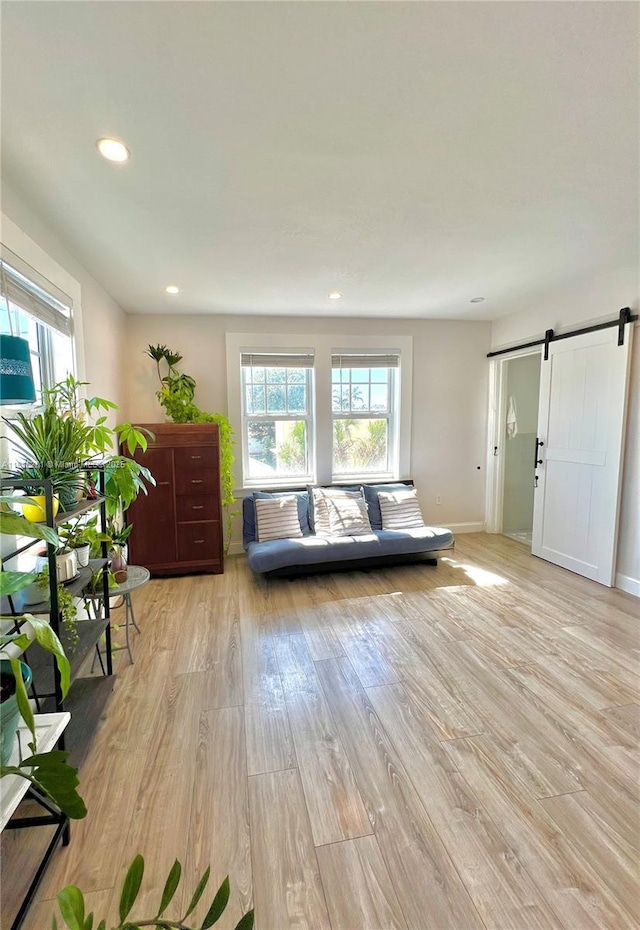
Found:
[487,307,637,360]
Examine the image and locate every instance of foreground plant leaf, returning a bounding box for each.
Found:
[119,854,144,923]
[2,750,86,819]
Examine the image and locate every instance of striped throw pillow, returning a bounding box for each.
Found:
[311,487,364,537]
[254,495,303,542]
[326,496,373,537]
[378,488,425,530]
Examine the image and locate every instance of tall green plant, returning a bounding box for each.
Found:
[146,345,237,548]
[3,406,94,505]
[39,374,156,519]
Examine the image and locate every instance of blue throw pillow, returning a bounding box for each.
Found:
[363,482,414,530]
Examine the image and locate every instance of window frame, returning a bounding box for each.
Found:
[1,243,78,410]
[241,358,316,487]
[226,333,412,492]
[331,361,398,481]
[1,304,58,407]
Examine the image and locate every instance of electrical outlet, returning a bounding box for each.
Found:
[436,495,442,505]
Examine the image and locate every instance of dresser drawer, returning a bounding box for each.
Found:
[174,445,217,471]
[175,468,218,497]
[177,521,221,562]
[176,494,217,522]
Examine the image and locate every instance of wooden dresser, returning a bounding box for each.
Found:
[125,423,224,575]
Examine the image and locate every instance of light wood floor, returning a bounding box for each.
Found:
[2,534,639,930]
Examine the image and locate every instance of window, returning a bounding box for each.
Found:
[0,246,74,404]
[241,352,314,483]
[332,353,398,479]
[229,334,412,489]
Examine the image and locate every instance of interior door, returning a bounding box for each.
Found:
[532,325,633,585]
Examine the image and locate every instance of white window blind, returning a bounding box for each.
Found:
[0,244,73,337]
[331,353,399,369]
[241,352,314,368]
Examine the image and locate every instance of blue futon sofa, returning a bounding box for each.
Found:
[243,483,454,576]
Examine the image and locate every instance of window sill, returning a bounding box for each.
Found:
[331,474,399,485]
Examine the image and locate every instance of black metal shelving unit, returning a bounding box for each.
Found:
[1,471,115,765]
[1,470,116,928]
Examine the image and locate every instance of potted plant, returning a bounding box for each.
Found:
[9,465,61,523]
[146,344,237,549]
[105,519,132,583]
[3,405,94,513]
[30,565,80,646]
[0,658,32,765]
[51,854,254,929]
[0,500,86,818]
[41,374,156,521]
[2,375,156,522]
[0,616,85,818]
[58,515,110,567]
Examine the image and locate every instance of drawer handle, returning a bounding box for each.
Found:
[158,481,170,486]
[190,455,202,460]
[193,539,205,544]
[191,479,203,485]
[192,505,204,510]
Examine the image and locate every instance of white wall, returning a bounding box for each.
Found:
[1,184,127,412]
[492,272,640,595]
[124,313,491,532]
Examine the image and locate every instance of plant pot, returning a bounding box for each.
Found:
[74,543,91,568]
[108,543,128,564]
[110,552,128,584]
[23,580,49,606]
[21,495,60,523]
[56,549,78,583]
[58,483,80,512]
[0,660,32,765]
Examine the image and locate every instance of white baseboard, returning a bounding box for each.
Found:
[227,540,245,557]
[615,572,640,597]
[446,522,485,534]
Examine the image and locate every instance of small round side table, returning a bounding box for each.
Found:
[86,565,150,664]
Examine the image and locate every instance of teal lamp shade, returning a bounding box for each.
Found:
[0,334,36,404]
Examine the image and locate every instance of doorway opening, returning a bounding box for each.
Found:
[500,353,541,548]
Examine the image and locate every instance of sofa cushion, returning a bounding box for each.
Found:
[242,491,310,548]
[309,486,363,535]
[326,496,372,536]
[378,487,424,530]
[255,495,303,542]
[245,525,454,573]
[363,482,414,530]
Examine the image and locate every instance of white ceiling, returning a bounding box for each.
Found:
[1,1,637,320]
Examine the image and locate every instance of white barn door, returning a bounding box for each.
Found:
[532,326,633,585]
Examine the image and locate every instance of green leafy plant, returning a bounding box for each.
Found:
[59,515,112,556]
[0,500,86,819]
[146,345,237,549]
[42,374,156,520]
[105,519,132,548]
[52,854,254,929]
[83,566,118,599]
[2,375,155,520]
[36,566,80,646]
[3,406,93,508]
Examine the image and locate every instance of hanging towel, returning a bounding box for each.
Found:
[506,395,518,439]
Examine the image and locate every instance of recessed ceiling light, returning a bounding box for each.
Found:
[328,291,343,300]
[96,138,130,163]
[470,297,485,303]
[165,285,180,295]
